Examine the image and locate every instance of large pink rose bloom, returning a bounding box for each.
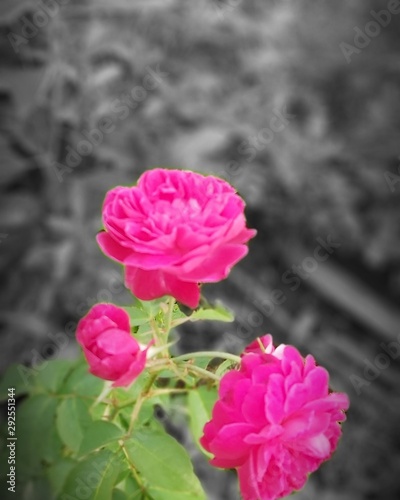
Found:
[76,304,151,387]
[97,169,256,308]
[201,335,349,500]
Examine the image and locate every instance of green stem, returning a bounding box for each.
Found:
[128,394,145,434]
[140,315,191,336]
[157,296,176,357]
[150,317,162,347]
[173,351,241,364]
[115,380,185,411]
[120,441,147,494]
[171,318,191,328]
[147,356,221,382]
[127,373,157,433]
[185,364,221,382]
[116,398,140,411]
[146,358,188,385]
[150,388,189,396]
[165,297,175,336]
[92,381,113,407]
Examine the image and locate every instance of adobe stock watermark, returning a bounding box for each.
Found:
[349,333,400,395]
[215,105,293,183]
[7,0,70,54]
[59,455,118,500]
[17,271,125,386]
[52,64,168,183]
[223,235,340,348]
[339,0,400,63]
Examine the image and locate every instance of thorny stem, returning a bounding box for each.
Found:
[118,299,240,431]
[93,381,113,407]
[165,297,175,337]
[184,364,221,382]
[137,313,191,338]
[150,317,162,347]
[120,441,147,494]
[150,388,189,396]
[159,297,176,357]
[128,394,146,435]
[127,373,157,434]
[147,356,223,382]
[172,351,241,364]
[145,352,240,384]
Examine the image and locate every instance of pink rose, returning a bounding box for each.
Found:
[201,335,349,500]
[96,169,256,308]
[242,333,278,355]
[76,304,151,387]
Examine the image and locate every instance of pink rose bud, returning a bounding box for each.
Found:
[97,168,256,308]
[76,304,151,387]
[201,335,349,500]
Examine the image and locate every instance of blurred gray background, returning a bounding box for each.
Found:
[1,0,400,498]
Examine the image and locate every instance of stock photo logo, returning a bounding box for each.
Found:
[7,0,70,53]
[339,0,400,62]
[349,333,400,395]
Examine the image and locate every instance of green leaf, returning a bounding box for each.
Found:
[135,297,166,317]
[61,449,125,500]
[215,359,238,377]
[0,363,31,401]
[192,357,212,370]
[155,368,196,388]
[118,399,161,433]
[124,307,150,327]
[112,489,129,500]
[188,386,218,457]
[16,394,62,479]
[36,360,76,393]
[47,458,76,497]
[79,421,124,456]
[114,475,144,499]
[134,324,154,344]
[154,369,177,379]
[56,398,92,455]
[125,427,206,500]
[136,400,156,427]
[60,363,104,398]
[114,370,152,402]
[90,402,109,421]
[190,303,234,323]
[171,304,188,322]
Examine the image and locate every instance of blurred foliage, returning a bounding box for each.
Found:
[1,0,400,498]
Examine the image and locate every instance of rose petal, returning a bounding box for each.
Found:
[179,244,249,282]
[125,266,200,308]
[96,232,132,263]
